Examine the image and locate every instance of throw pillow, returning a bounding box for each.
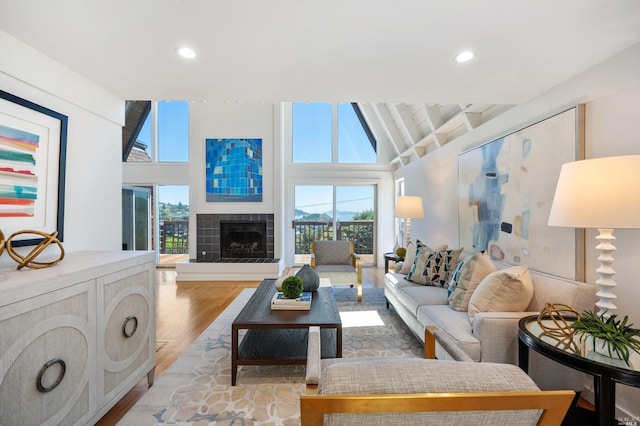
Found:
[467,264,534,323]
[398,241,417,275]
[422,248,464,287]
[296,264,320,292]
[448,251,497,312]
[403,240,449,278]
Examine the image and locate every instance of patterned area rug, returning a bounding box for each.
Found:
[119,286,422,425]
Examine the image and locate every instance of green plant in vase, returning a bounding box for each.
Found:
[571,311,640,366]
[281,276,304,299]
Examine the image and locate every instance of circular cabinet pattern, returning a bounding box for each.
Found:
[0,251,155,425]
[99,262,155,403]
[0,284,93,426]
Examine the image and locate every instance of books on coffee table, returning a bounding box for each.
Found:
[271,291,312,310]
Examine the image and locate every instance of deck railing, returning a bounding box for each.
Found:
[294,220,374,254]
[159,220,189,254]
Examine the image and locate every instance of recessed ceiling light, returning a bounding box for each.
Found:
[455,51,474,63]
[176,47,196,59]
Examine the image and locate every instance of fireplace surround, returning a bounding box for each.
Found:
[196,213,275,262]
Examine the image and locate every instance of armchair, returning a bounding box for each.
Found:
[301,327,575,426]
[311,240,363,302]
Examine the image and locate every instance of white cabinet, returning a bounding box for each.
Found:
[0,251,156,426]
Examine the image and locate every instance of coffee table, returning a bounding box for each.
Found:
[231,279,342,385]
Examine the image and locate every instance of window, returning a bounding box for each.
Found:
[338,103,377,163]
[292,103,332,162]
[292,102,376,164]
[158,185,189,262]
[293,184,375,265]
[158,100,189,162]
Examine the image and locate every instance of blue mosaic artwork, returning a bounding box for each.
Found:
[205,138,262,202]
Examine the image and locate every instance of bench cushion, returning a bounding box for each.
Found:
[318,358,542,426]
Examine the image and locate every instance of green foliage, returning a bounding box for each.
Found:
[281,276,304,299]
[353,209,374,220]
[572,311,640,365]
[159,201,189,221]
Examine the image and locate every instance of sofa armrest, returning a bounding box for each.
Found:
[473,311,539,363]
[424,326,475,362]
[306,326,322,387]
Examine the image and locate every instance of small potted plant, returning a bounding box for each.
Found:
[571,311,640,367]
[281,276,304,299]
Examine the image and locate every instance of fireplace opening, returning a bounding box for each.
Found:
[220,221,267,258]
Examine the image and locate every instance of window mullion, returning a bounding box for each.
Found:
[332,103,338,163]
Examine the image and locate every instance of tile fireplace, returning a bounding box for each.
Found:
[196,213,275,262]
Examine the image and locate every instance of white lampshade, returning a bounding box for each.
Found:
[548,155,640,229]
[394,196,424,219]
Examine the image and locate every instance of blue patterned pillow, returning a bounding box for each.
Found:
[407,247,462,286]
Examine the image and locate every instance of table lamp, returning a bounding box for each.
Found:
[394,196,424,246]
[548,155,640,317]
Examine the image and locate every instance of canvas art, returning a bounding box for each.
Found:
[458,107,583,280]
[205,138,262,202]
[0,90,67,246]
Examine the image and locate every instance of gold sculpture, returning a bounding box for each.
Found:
[3,229,65,270]
[536,303,581,353]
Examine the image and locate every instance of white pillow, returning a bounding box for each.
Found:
[467,264,534,323]
[398,241,417,274]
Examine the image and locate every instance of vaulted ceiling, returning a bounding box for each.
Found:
[2,1,640,167]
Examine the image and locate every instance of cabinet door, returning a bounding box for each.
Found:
[98,262,155,404]
[0,281,95,426]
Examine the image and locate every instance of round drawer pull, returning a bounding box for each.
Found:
[36,358,66,393]
[122,315,138,338]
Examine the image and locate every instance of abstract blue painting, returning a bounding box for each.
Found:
[205,138,262,202]
[458,107,583,280]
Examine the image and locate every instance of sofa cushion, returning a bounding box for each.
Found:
[395,285,448,315]
[468,265,534,323]
[448,251,497,311]
[417,305,481,361]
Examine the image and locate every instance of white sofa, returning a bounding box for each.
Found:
[384,258,598,390]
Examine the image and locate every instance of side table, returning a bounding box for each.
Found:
[383,252,404,273]
[518,315,640,426]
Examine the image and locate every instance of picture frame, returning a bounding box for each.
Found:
[458,106,585,280]
[205,138,262,202]
[0,90,68,247]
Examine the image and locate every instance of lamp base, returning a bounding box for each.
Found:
[595,228,617,317]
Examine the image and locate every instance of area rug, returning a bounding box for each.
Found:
[119,286,422,425]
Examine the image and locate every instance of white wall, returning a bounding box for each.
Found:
[0,30,124,268]
[396,43,640,417]
[188,100,278,259]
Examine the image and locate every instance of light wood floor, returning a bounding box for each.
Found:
[96,266,386,425]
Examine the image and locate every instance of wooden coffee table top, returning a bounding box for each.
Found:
[232,279,341,328]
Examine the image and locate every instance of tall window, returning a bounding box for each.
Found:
[158,100,189,162]
[338,103,377,163]
[292,102,376,164]
[158,185,189,260]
